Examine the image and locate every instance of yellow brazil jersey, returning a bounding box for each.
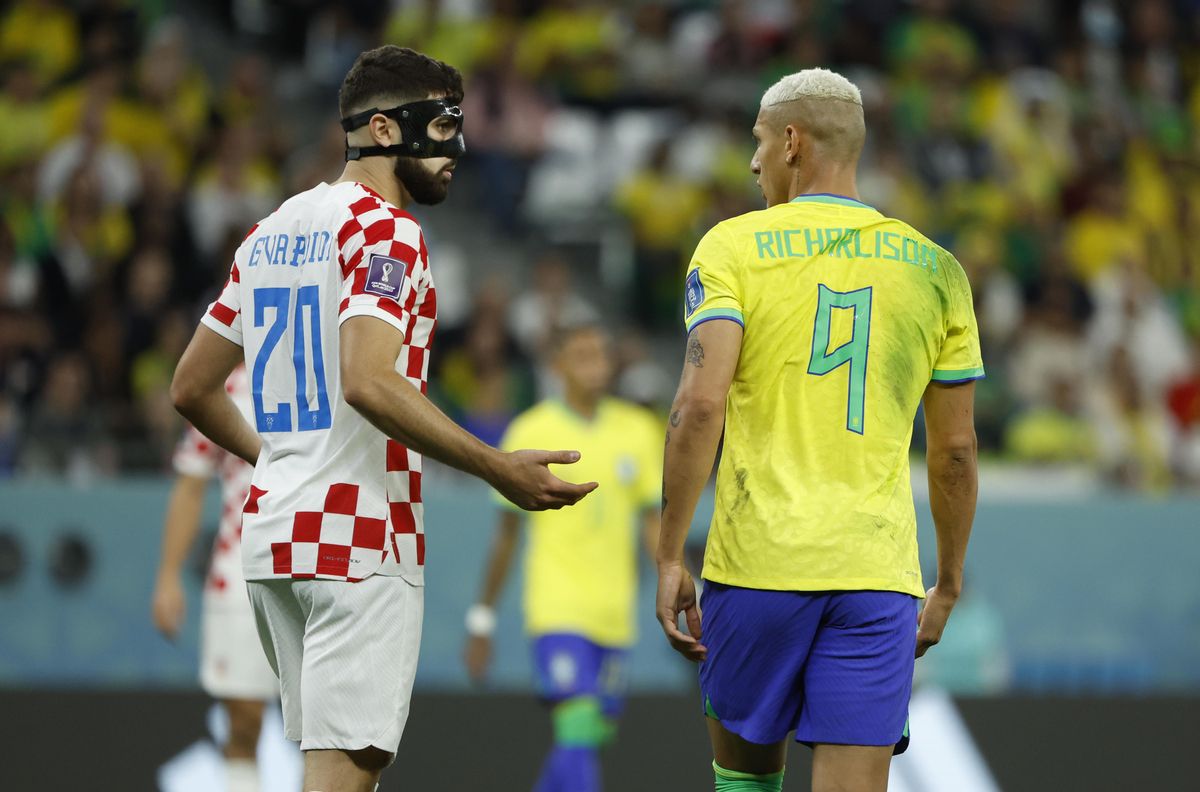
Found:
[684,194,984,597]
[495,398,661,647]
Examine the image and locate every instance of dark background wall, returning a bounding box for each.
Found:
[1,690,1195,792]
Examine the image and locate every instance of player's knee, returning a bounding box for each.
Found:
[224,699,265,756]
[552,696,607,748]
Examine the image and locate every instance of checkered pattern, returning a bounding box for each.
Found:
[270,483,388,581]
[171,366,255,600]
[203,224,257,345]
[386,439,426,569]
[212,181,438,583]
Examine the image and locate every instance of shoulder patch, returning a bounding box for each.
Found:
[364,253,405,300]
[685,269,705,317]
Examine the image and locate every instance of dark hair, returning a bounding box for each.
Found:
[549,322,609,355]
[338,45,464,118]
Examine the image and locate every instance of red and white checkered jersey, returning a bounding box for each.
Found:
[200,181,437,584]
[172,365,254,601]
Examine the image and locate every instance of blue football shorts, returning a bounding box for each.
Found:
[698,582,917,753]
[532,633,627,719]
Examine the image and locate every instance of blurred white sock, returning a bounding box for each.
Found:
[225,758,259,792]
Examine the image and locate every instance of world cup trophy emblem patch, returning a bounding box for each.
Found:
[365,254,405,300]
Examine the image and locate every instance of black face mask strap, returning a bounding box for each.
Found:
[341,101,465,161]
[342,106,401,161]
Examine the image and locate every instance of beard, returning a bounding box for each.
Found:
[393,156,450,205]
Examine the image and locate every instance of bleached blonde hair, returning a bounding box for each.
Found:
[761,68,862,108]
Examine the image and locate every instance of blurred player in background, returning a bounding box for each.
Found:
[656,69,983,792]
[170,46,596,792]
[464,324,661,792]
[152,365,281,792]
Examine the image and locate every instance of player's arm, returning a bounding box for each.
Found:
[463,509,522,682]
[340,316,597,510]
[150,473,209,640]
[656,320,742,662]
[171,326,261,465]
[917,379,979,657]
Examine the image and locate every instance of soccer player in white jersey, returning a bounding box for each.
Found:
[170,46,597,792]
[152,365,282,792]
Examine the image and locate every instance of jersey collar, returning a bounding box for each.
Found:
[790,193,876,210]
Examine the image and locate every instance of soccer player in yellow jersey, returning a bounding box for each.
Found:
[655,69,983,792]
[464,324,662,792]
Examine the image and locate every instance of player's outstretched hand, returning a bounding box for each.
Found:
[151,574,186,640]
[493,449,599,511]
[915,584,959,658]
[464,634,492,683]
[656,562,707,662]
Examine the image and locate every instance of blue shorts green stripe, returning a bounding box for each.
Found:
[931,366,985,383]
[686,308,744,333]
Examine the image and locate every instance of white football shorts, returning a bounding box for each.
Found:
[200,587,280,701]
[246,575,424,759]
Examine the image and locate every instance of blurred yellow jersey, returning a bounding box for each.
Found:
[684,194,983,597]
[496,398,661,647]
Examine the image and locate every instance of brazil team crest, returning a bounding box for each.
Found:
[685,269,704,316]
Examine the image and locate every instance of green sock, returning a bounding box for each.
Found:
[713,760,785,792]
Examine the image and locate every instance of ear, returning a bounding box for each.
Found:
[783,124,804,165]
[368,113,400,147]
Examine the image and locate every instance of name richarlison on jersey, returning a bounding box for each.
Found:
[754,227,939,273]
[246,230,335,269]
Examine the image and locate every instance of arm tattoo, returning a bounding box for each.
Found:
[669,410,681,427]
[686,336,705,367]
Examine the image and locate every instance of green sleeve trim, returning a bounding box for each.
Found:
[686,307,745,333]
[931,366,985,383]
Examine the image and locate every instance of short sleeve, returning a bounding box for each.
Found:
[337,197,425,336]
[932,258,985,383]
[172,425,221,478]
[683,223,743,334]
[200,261,244,346]
[635,412,663,510]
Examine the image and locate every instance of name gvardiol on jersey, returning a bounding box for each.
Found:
[201,181,437,585]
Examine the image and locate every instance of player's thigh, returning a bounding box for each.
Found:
[698,582,825,744]
[706,717,788,776]
[797,591,917,750]
[811,743,893,792]
[246,580,306,741]
[299,575,424,759]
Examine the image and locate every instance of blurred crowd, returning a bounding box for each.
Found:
[1,0,1199,490]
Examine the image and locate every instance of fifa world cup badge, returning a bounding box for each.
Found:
[365,254,405,300]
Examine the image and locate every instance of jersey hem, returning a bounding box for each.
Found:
[201,313,243,346]
[526,626,633,649]
[700,572,925,599]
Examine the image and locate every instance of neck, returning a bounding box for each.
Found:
[789,164,859,203]
[337,160,409,208]
[564,389,599,419]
